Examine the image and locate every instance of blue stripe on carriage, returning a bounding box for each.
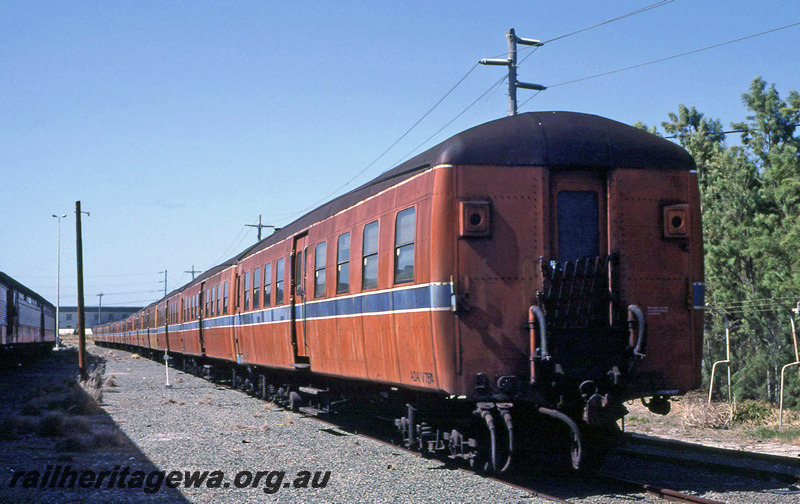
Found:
[258,283,450,325]
[127,284,452,337]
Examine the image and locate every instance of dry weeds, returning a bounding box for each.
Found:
[682,395,734,429]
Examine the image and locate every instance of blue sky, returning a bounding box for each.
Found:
[2,1,799,308]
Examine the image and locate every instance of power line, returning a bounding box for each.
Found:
[486,1,675,61]
[281,64,482,223]
[55,289,163,298]
[211,223,250,266]
[266,3,681,227]
[663,126,800,140]
[99,290,164,297]
[389,3,676,164]
[390,75,508,167]
[542,1,674,44]
[543,21,800,90]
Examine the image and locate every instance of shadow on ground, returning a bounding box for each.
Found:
[0,347,191,503]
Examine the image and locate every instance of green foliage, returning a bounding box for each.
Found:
[732,399,773,424]
[653,78,800,407]
[746,426,800,441]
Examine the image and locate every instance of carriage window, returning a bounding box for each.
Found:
[394,207,415,284]
[211,286,216,316]
[337,232,350,294]
[253,267,261,309]
[557,191,599,261]
[362,221,379,289]
[295,249,304,293]
[264,263,272,307]
[205,290,209,316]
[216,285,221,315]
[223,281,229,315]
[243,272,250,311]
[314,241,326,298]
[276,258,285,304]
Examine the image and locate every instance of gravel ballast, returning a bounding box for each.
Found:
[2,345,548,503]
[4,344,796,503]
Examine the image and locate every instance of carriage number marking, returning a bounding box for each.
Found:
[410,371,434,385]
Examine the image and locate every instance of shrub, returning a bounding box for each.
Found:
[683,397,734,429]
[38,412,66,437]
[732,399,773,424]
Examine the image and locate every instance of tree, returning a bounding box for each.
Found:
[655,78,800,405]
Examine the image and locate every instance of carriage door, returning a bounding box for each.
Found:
[291,232,310,366]
[543,171,614,376]
[550,171,607,264]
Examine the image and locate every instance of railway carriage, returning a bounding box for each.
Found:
[94,111,703,470]
[0,271,56,358]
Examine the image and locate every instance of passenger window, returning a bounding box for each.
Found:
[362,221,379,289]
[253,267,261,309]
[557,191,599,261]
[243,272,250,311]
[394,207,415,283]
[337,232,350,294]
[314,241,326,298]
[276,258,285,304]
[223,281,229,315]
[264,263,272,307]
[295,249,304,294]
[216,285,221,315]
[211,286,216,316]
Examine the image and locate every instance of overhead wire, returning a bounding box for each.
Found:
[395,1,673,162]
[280,63,482,223]
[266,2,680,227]
[210,223,251,266]
[543,21,800,90]
[542,0,674,44]
[389,74,508,168]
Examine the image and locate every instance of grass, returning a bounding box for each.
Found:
[746,426,800,442]
[0,351,130,454]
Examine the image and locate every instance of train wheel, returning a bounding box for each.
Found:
[537,406,590,471]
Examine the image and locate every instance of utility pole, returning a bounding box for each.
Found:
[97,292,103,328]
[480,28,546,116]
[75,201,90,378]
[159,270,168,297]
[245,215,280,242]
[52,213,66,348]
[184,265,200,281]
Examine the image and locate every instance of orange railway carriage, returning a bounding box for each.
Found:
[94,111,703,471]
